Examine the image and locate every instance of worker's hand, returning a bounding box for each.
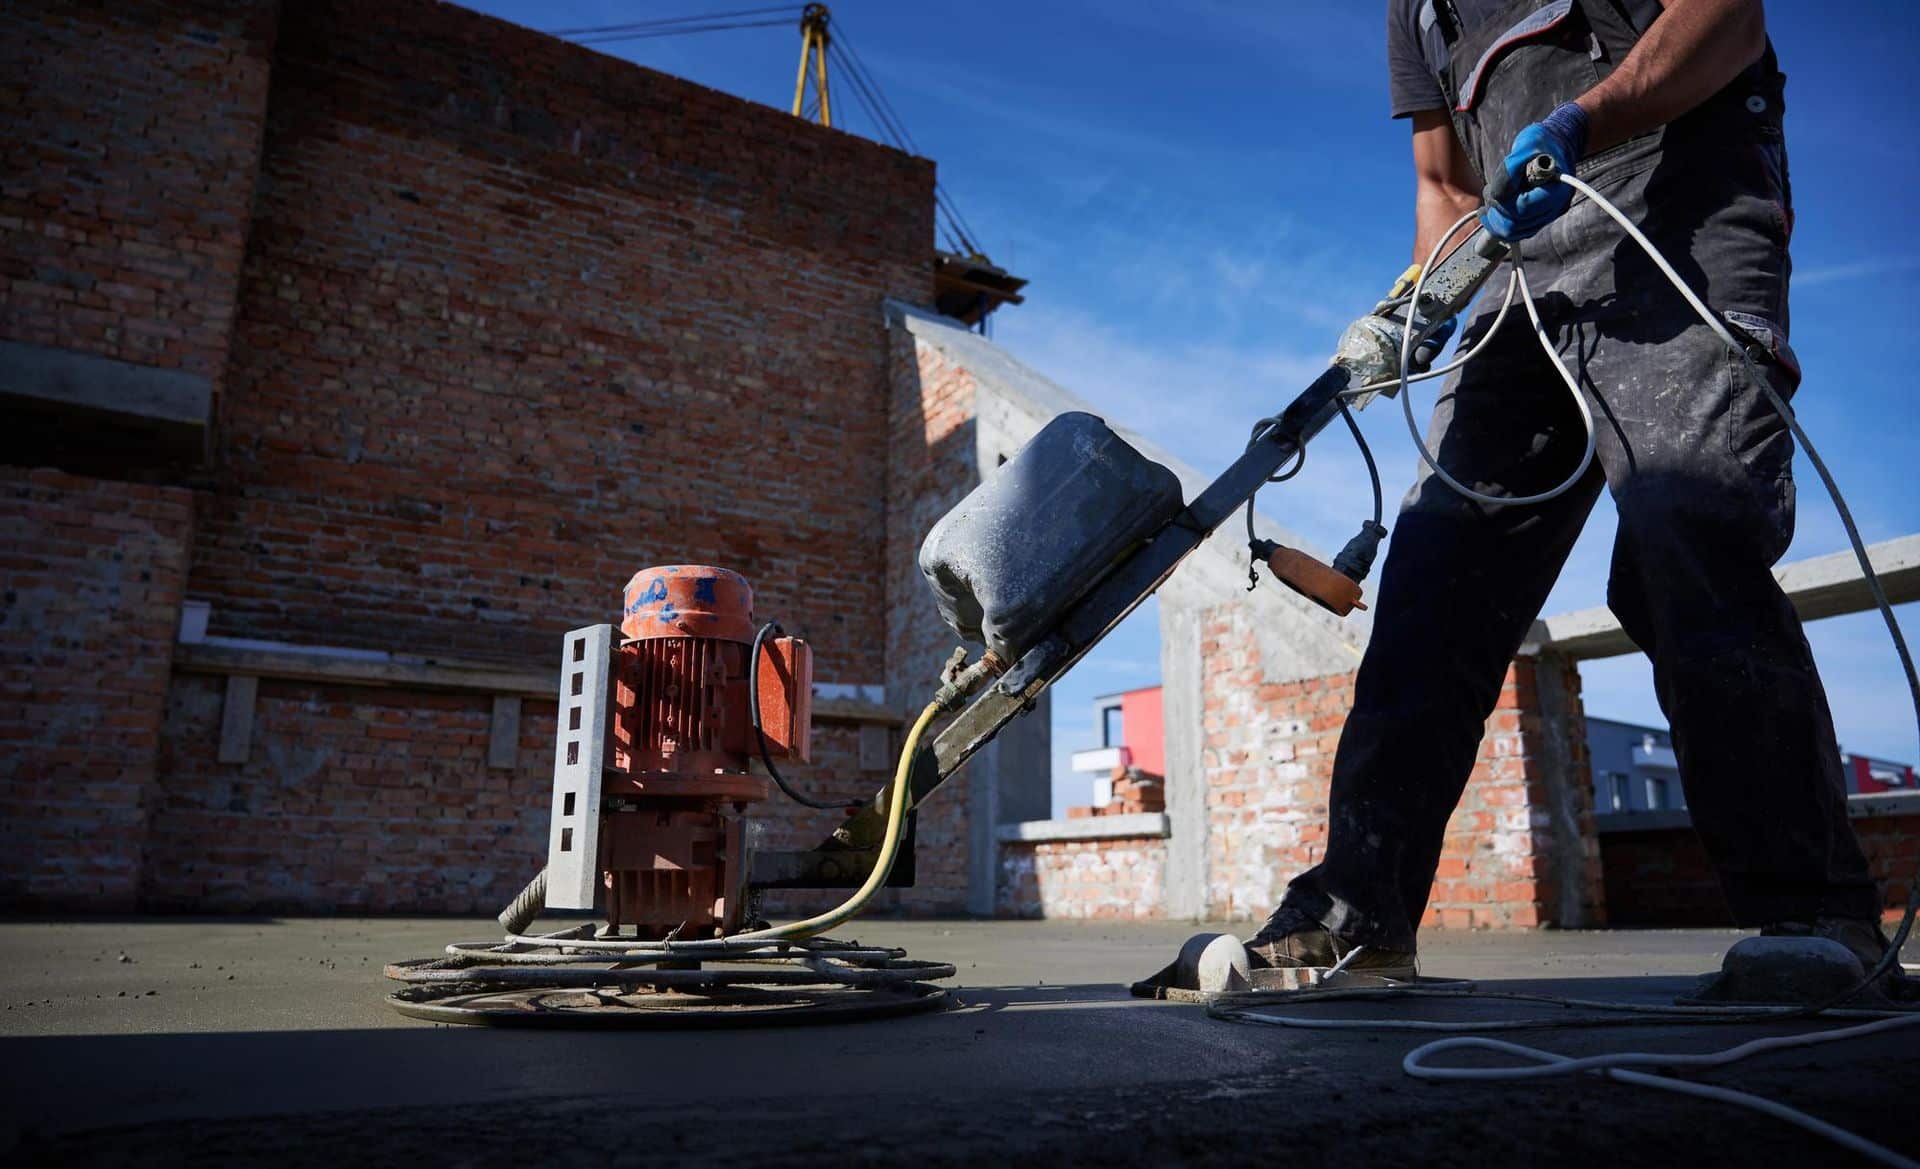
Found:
[1482,102,1589,243]
[1410,314,1456,373]
[1369,265,1457,374]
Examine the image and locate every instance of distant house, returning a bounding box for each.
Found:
[1074,696,1909,814]
[1068,687,1164,807]
[1845,753,1915,795]
[1590,715,1913,811]
[1586,717,1685,815]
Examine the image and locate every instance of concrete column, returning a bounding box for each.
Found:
[1159,602,1208,920]
[1525,649,1605,928]
[965,693,1049,916]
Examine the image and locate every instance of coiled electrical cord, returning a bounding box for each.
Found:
[1399,214,1599,506]
[750,620,863,810]
[1220,169,1920,1169]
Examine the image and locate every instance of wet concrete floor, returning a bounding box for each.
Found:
[1,917,1913,1167]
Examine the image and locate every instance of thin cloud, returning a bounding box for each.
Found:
[1794,254,1920,288]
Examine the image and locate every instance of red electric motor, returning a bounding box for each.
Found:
[544,565,811,938]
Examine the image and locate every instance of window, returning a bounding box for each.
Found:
[1606,772,1630,813]
[1101,704,1124,749]
[1644,776,1669,812]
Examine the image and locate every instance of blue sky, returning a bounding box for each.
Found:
[468,1,1920,813]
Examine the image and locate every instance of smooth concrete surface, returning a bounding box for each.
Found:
[1,918,1914,1167]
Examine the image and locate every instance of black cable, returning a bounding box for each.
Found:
[572,17,793,45]
[833,27,985,253]
[549,6,797,37]
[1339,399,1384,527]
[1242,417,1309,588]
[826,42,970,252]
[826,41,908,149]
[834,27,921,153]
[750,621,861,810]
[827,34,981,255]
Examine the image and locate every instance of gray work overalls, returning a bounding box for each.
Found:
[1278,0,1880,943]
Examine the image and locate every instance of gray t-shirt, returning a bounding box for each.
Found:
[1390,0,1443,116]
[1386,0,1465,116]
[1386,0,1664,118]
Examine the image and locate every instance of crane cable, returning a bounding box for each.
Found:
[550,6,798,45]
[546,8,986,261]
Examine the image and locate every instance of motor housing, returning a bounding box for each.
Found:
[545,566,812,938]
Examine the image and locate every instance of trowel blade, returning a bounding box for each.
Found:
[1130,932,1252,1002]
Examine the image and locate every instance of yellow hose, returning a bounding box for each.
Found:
[728,698,943,942]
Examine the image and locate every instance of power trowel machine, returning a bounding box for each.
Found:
[386,158,1916,1028]
[379,189,1503,1026]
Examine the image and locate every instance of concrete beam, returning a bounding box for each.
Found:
[1529,534,1920,661]
[173,640,902,725]
[0,340,211,459]
[1596,791,1918,833]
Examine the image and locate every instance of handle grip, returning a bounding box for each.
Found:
[1483,152,1561,207]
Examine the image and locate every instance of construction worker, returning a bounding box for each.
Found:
[1246,0,1898,984]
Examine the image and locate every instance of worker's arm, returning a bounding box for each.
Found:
[1485,0,1766,240]
[1411,110,1483,264]
[1576,0,1768,152]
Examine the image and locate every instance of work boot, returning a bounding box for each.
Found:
[1759,917,1913,1000]
[1760,916,1891,972]
[1242,906,1417,977]
[1694,915,1914,1006]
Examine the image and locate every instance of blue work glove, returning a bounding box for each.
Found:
[1481,102,1589,243]
[1411,313,1457,373]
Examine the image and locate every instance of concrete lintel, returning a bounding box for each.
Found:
[0,339,210,451]
[995,812,1171,844]
[1529,534,1920,660]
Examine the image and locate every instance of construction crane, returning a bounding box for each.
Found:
[548,5,1025,330]
[791,4,832,125]
[782,6,1026,330]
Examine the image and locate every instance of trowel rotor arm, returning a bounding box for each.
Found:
[755,365,1354,893]
[923,362,1356,776]
[763,230,1509,890]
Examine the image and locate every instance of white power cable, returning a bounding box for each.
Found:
[1558,172,1920,746]
[1397,209,1599,505]
[1220,991,1920,1168]
[1406,1017,1920,1169]
[1219,172,1920,1169]
[1350,263,1521,397]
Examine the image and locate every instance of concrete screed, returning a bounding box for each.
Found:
[0,919,1914,1168]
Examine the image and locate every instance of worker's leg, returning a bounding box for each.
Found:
[1594,316,1879,925]
[1271,309,1604,950]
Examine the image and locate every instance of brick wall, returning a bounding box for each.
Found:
[998,836,1168,921]
[0,469,194,909]
[145,676,553,911]
[1601,802,1920,928]
[881,323,982,914]
[192,0,932,666]
[0,0,276,391]
[161,0,942,913]
[2,0,983,914]
[1195,602,1603,928]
